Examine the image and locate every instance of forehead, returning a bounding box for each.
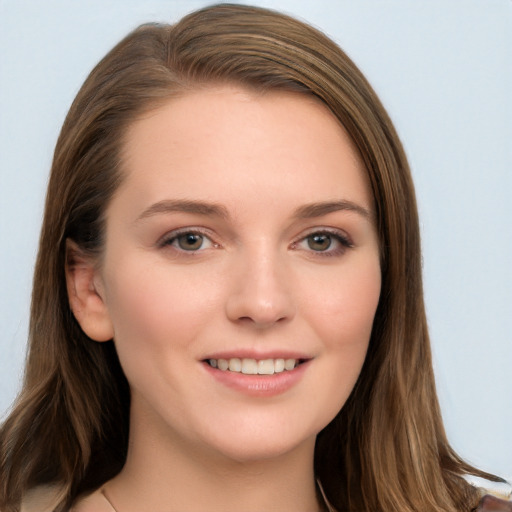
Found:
[116,85,373,215]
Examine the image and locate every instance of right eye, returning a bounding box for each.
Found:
[161,231,214,252]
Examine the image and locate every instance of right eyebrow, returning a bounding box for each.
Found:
[136,199,230,222]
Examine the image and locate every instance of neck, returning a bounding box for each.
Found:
[104,399,323,512]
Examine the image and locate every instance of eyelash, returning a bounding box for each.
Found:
[158,228,353,256]
[158,228,217,253]
[291,229,353,257]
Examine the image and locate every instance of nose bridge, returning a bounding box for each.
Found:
[225,240,295,327]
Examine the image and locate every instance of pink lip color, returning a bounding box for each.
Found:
[202,359,310,397]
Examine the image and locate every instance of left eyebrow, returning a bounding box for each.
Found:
[293,200,373,221]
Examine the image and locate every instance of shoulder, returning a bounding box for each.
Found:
[21,485,62,512]
[71,488,115,512]
[467,475,512,512]
[20,485,114,512]
[476,495,512,511]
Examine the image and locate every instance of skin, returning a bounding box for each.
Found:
[67,86,381,512]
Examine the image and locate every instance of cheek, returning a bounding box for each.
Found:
[305,256,381,349]
[102,261,223,367]
[300,255,381,417]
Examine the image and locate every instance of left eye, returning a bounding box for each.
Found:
[306,233,334,251]
[296,231,351,254]
[165,232,214,251]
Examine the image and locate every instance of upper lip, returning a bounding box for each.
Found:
[202,349,313,361]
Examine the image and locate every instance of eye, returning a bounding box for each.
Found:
[307,233,334,251]
[294,230,352,256]
[161,230,215,252]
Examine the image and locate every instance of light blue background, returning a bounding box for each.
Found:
[1,0,511,480]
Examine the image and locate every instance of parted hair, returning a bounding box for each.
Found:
[0,4,498,511]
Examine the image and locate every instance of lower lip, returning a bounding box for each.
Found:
[202,360,310,397]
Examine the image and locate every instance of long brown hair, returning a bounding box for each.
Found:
[0,4,499,511]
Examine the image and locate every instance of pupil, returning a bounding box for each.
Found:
[179,233,203,250]
[308,234,331,251]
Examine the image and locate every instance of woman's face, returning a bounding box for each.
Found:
[94,86,381,462]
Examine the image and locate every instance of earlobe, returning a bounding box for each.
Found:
[65,239,114,342]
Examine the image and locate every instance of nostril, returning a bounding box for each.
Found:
[234,312,289,328]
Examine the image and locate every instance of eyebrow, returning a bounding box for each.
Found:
[136,199,229,221]
[136,198,372,223]
[293,200,373,221]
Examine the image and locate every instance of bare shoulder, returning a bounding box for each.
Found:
[71,488,115,512]
[19,485,114,512]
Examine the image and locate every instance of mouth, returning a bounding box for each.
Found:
[204,357,307,375]
[202,355,311,396]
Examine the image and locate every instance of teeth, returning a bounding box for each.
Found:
[217,359,229,371]
[228,358,241,372]
[209,357,300,374]
[274,358,285,372]
[284,358,296,371]
[258,359,274,375]
[242,358,258,375]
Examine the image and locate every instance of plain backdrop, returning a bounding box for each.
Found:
[1,0,511,480]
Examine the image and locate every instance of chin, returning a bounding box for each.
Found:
[199,420,319,465]
[214,439,310,464]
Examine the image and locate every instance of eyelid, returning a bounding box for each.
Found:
[157,226,219,250]
[290,227,354,255]
[157,226,353,255]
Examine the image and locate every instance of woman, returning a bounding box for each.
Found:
[0,4,509,512]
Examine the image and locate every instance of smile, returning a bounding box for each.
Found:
[207,358,301,375]
[203,356,311,396]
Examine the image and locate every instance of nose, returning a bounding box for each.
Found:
[225,250,295,328]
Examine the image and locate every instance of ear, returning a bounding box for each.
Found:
[65,239,114,342]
